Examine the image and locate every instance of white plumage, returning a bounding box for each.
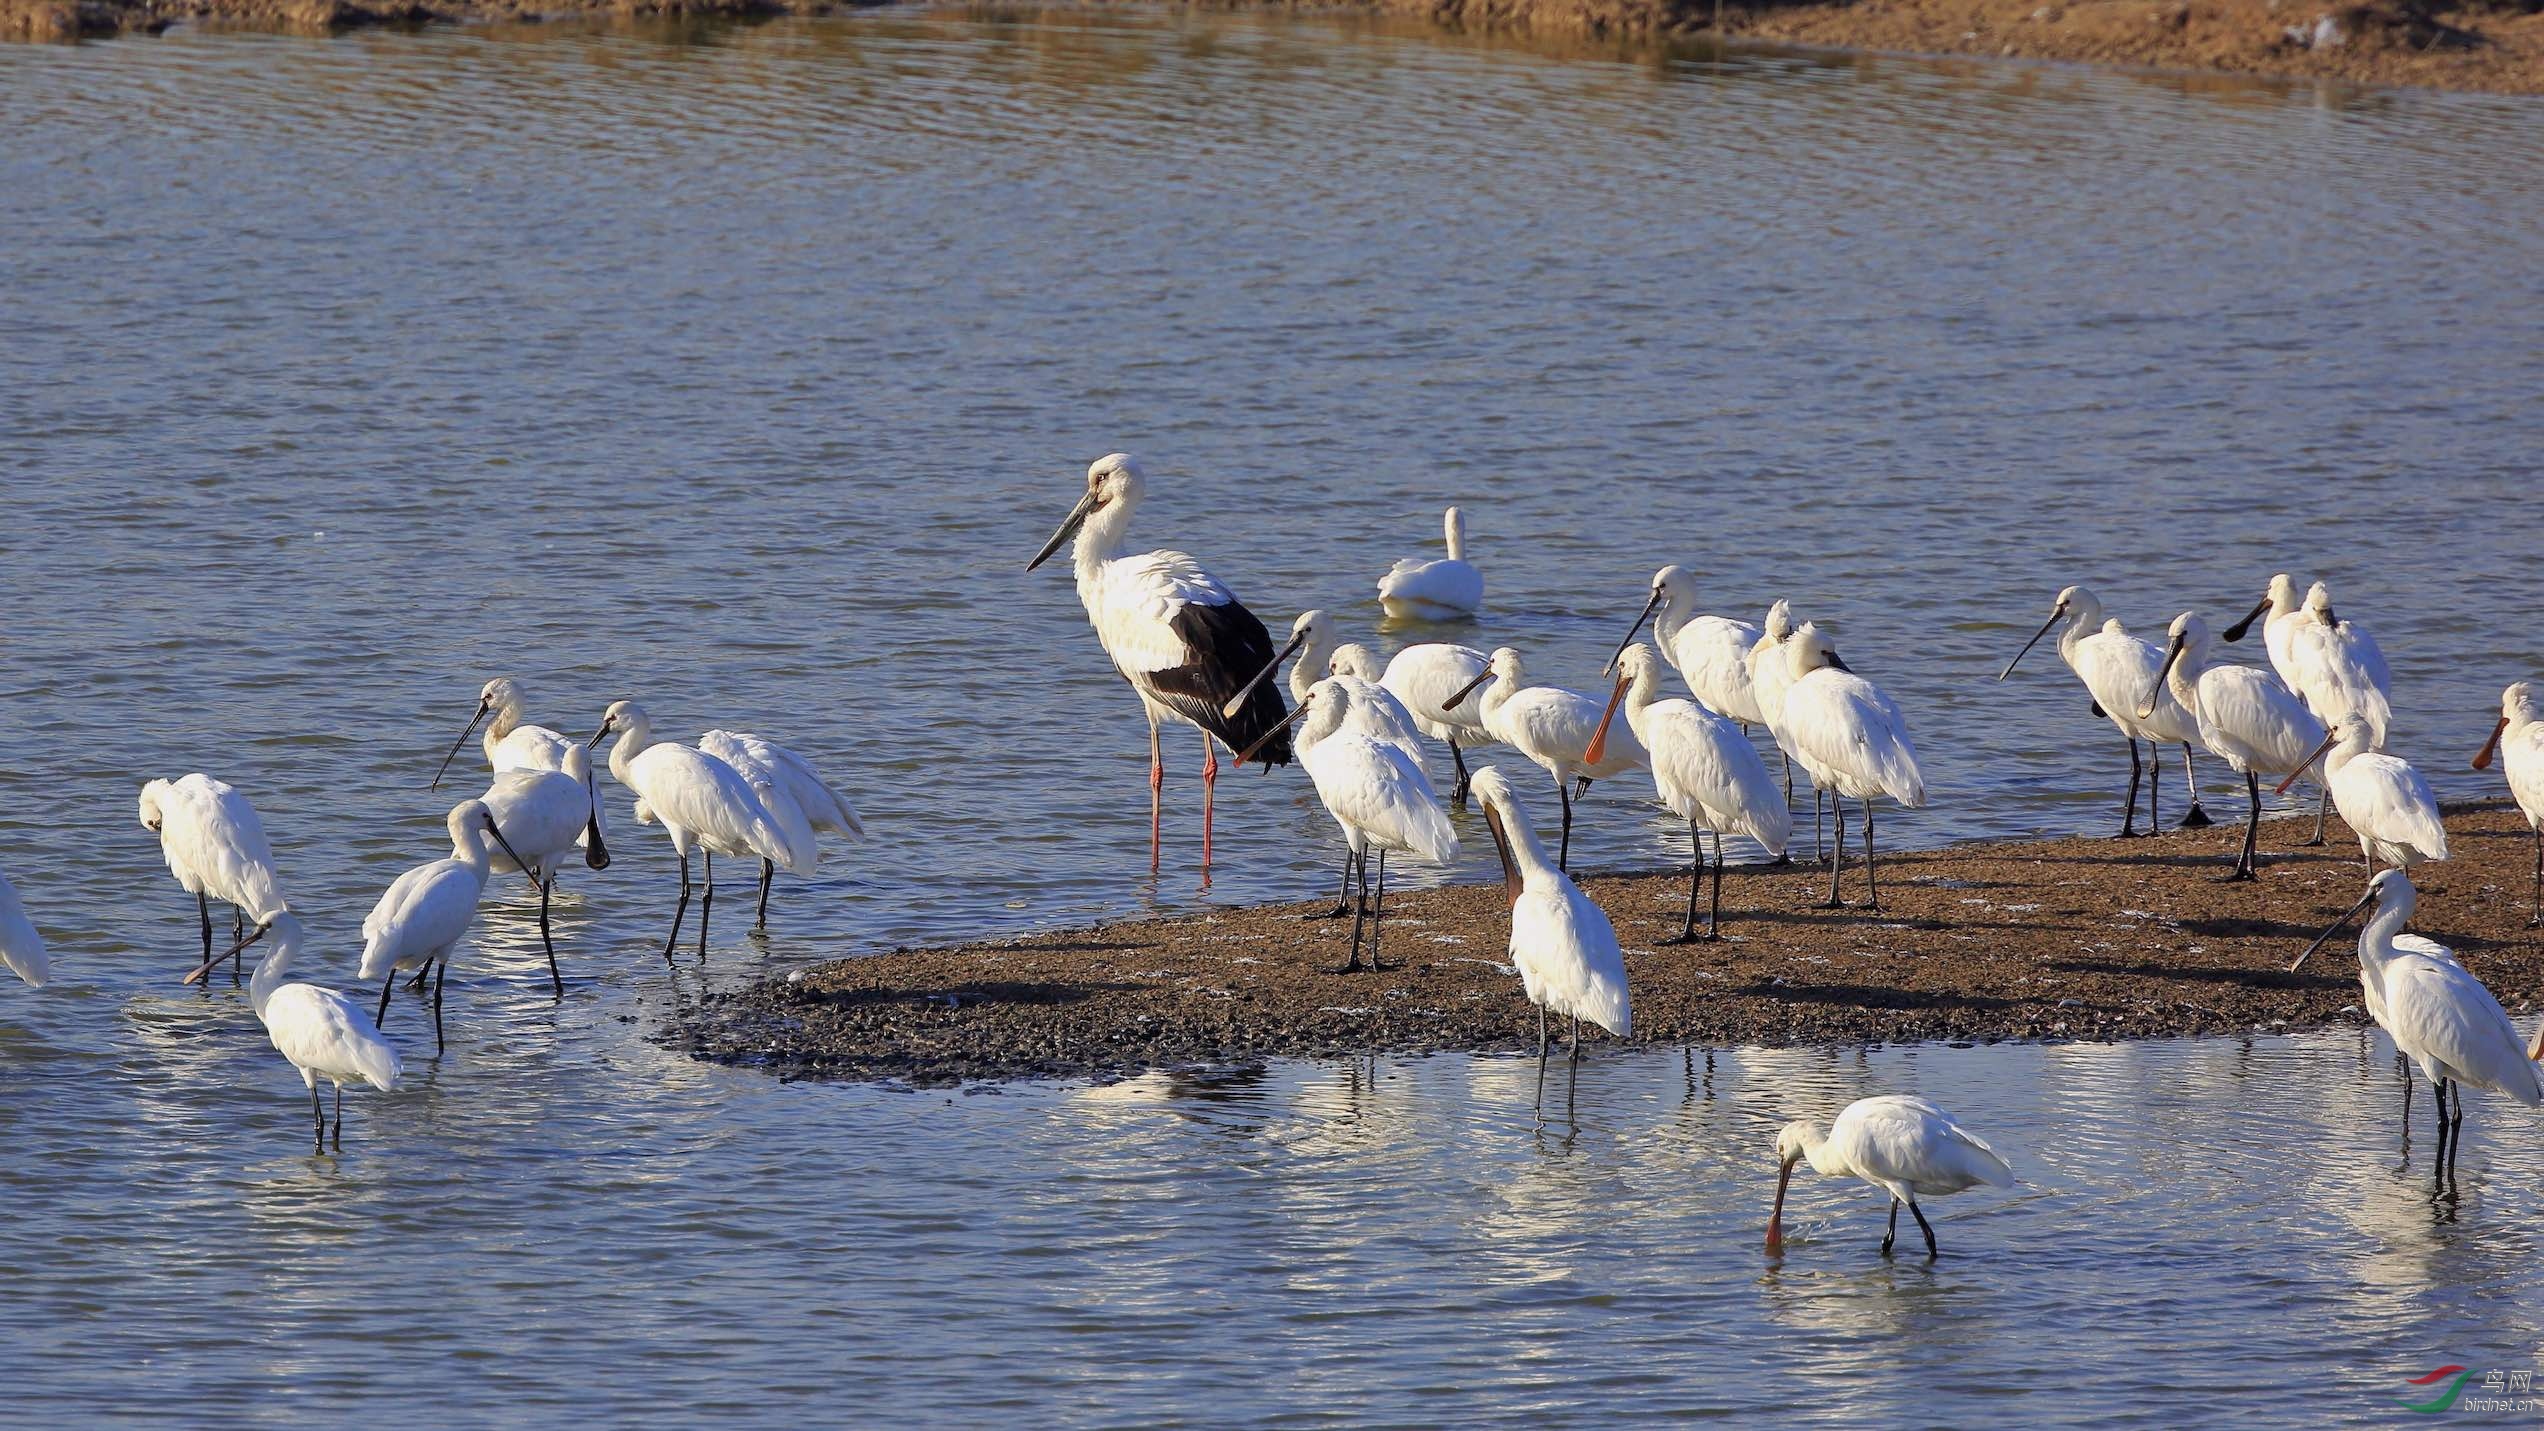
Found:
[1597,643,1789,941]
[1770,1095,2014,1256]
[595,700,805,955]
[190,912,400,1152]
[2473,681,2544,930]
[139,774,289,972]
[697,728,862,926]
[0,863,49,988]
[1450,646,1647,872]
[1779,626,1925,907]
[479,745,611,993]
[1288,680,1458,973]
[1469,766,1629,1099]
[2285,582,2393,745]
[359,799,526,1051]
[2147,611,2326,879]
[1376,506,1483,621]
[2286,713,2446,870]
[1998,584,2211,833]
[1352,640,1497,800]
[1623,565,1766,727]
[1320,644,1429,770]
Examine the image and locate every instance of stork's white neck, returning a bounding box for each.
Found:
[1790,1122,1850,1178]
[2164,639,2208,719]
[1070,496,1139,586]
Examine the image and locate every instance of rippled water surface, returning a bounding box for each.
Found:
[4,9,2543,1425]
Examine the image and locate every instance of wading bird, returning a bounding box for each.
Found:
[1468,766,1630,1105]
[1377,506,1483,621]
[2143,612,2325,880]
[697,729,864,928]
[2292,871,2541,1187]
[1999,585,2212,836]
[1223,612,1424,770]
[1778,627,1926,908]
[139,775,289,978]
[1747,599,1804,820]
[187,913,399,1154]
[1586,643,1790,941]
[0,864,48,988]
[359,799,533,1053]
[1354,641,1496,802]
[2220,571,2309,687]
[435,677,575,784]
[2278,713,2446,871]
[591,701,806,956]
[1026,454,1293,872]
[1446,647,1646,872]
[479,746,612,993]
[2472,681,2544,926]
[1610,566,1766,731]
[1243,680,1456,973]
[1768,1095,2013,1258]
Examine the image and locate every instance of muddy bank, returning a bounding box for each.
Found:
[675,803,2544,1086]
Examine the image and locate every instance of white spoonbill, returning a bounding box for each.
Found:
[591,700,806,957]
[479,745,613,993]
[0,863,48,988]
[434,677,574,783]
[359,799,532,1053]
[1469,766,1630,1104]
[1608,566,1766,730]
[1998,585,2213,835]
[139,774,289,978]
[1768,1096,2014,1258]
[1586,643,1790,942]
[1323,643,1433,767]
[1445,647,1647,872]
[186,913,400,1153]
[1242,679,1457,973]
[2471,680,2544,928]
[2292,871,2541,1183]
[1026,454,1294,872]
[1747,599,1804,816]
[1222,612,1425,768]
[2220,571,2309,686]
[1359,641,1498,802]
[2277,713,2446,871]
[2142,612,2325,880]
[1778,627,1926,908]
[2288,583,2393,739]
[1376,506,1483,621]
[697,729,863,928]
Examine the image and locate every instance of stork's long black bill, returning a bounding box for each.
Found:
[1026,491,1098,572]
[1224,628,1309,720]
[2292,887,2379,972]
[1603,592,1663,676]
[1236,695,1311,765]
[1998,606,2067,682]
[2220,594,2271,643]
[431,703,491,791]
[2139,636,2184,720]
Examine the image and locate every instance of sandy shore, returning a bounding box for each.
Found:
[12,0,2544,97]
[673,803,2544,1086]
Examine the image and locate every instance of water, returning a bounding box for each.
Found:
[3,9,2543,1424]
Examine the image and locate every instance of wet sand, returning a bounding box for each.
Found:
[676,803,2544,1086]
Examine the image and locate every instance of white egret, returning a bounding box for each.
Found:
[479,745,613,993]
[1376,506,1483,621]
[186,913,400,1153]
[1468,766,1630,1104]
[1768,1095,2014,1258]
[697,729,864,928]
[1445,647,1647,872]
[359,799,533,1052]
[2142,612,2326,880]
[139,774,289,977]
[2471,680,2544,927]
[1586,643,1790,941]
[1608,565,1766,730]
[590,700,806,957]
[1242,679,1457,973]
[1026,454,1294,873]
[1778,627,1926,908]
[1998,585,2212,835]
[0,863,49,988]
[2278,713,2446,870]
[2292,871,2541,1185]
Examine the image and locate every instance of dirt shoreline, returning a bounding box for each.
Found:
[673,803,2544,1087]
[12,0,2544,98]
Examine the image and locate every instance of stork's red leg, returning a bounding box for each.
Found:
[1147,710,1165,874]
[1202,745,1220,870]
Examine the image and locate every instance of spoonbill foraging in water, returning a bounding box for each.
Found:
[479,745,613,993]
[139,775,289,978]
[359,799,533,1053]
[2292,871,2541,1186]
[1446,647,1646,872]
[591,700,807,957]
[1586,643,1790,942]
[1026,454,1293,873]
[697,729,864,928]
[1241,679,1456,972]
[1376,506,1483,621]
[2471,680,2544,927]
[1777,627,1926,908]
[1468,766,1630,1105]
[0,864,48,988]
[434,677,575,784]
[1608,566,1765,731]
[187,913,400,1153]
[2142,612,2325,880]
[1998,585,2212,836]
[1768,1096,2013,1258]
[2277,713,2446,871]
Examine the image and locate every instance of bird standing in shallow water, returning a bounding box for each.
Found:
[591,701,806,958]
[696,729,863,928]
[478,745,612,994]
[2472,681,2544,927]
[1467,766,1630,1107]
[1769,1095,2013,1258]
[1026,454,1292,875]
[1376,506,1483,621]
[1611,566,1766,732]
[139,775,289,980]
[190,913,401,1154]
[358,799,533,1052]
